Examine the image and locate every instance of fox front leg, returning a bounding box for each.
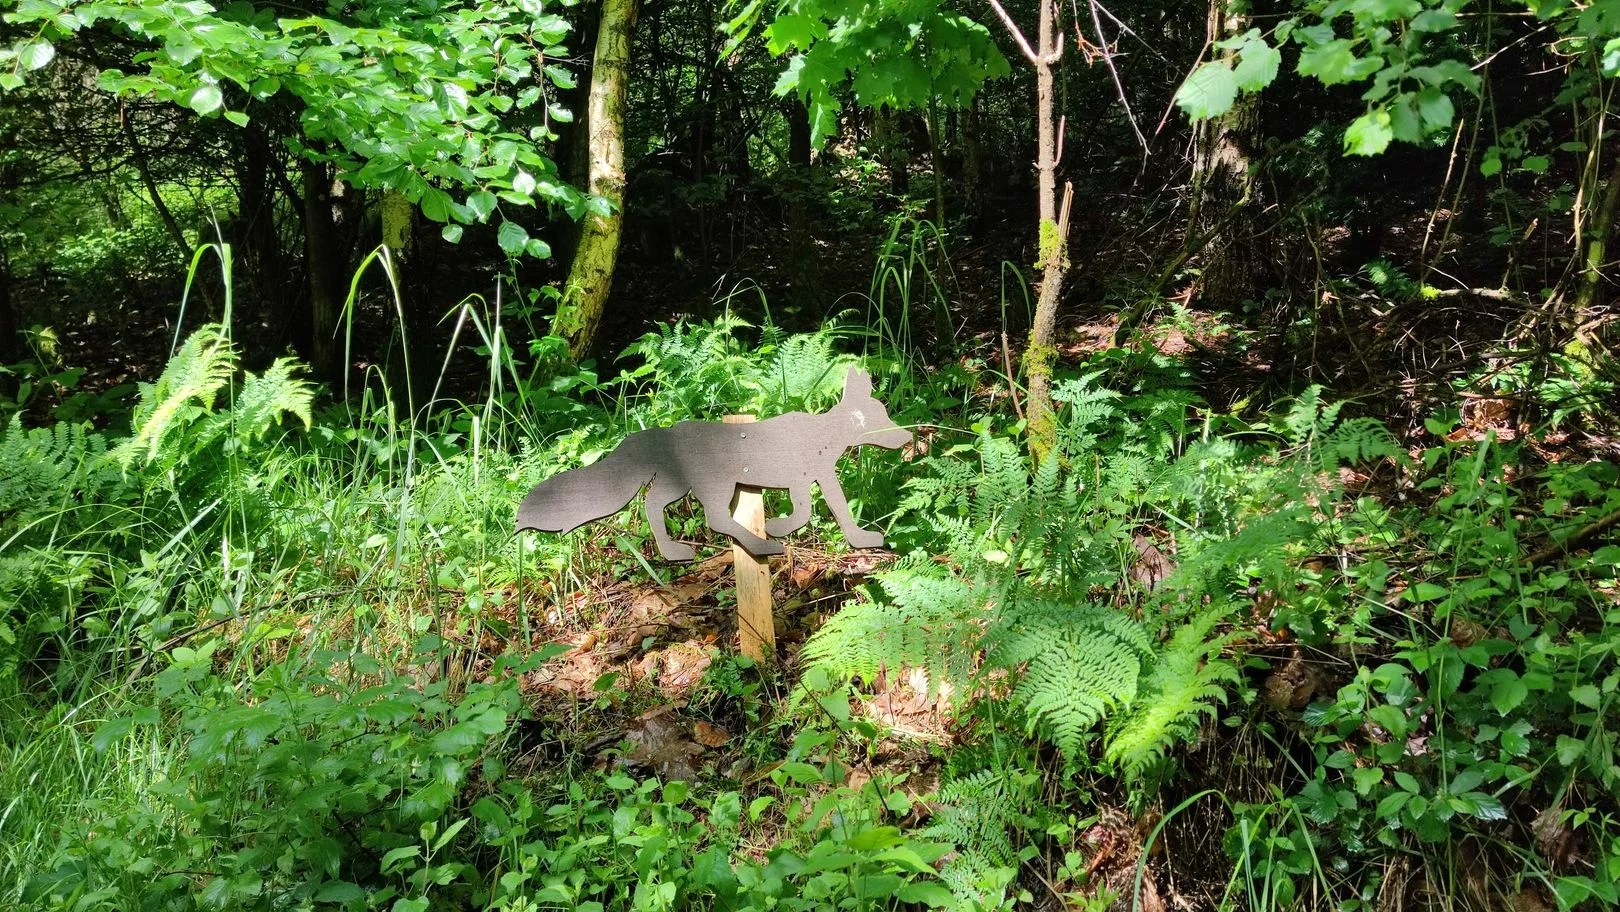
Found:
[644,477,697,561]
[814,475,886,550]
[765,481,815,538]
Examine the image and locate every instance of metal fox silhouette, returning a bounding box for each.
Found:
[515,367,911,560]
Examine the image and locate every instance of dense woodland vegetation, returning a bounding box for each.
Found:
[3,0,1620,908]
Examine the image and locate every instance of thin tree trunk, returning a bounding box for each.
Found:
[1572,155,1620,330]
[926,94,947,228]
[785,100,819,307]
[302,159,347,383]
[789,99,812,169]
[988,0,1067,460]
[962,97,983,224]
[239,121,289,359]
[120,110,193,263]
[554,0,640,360]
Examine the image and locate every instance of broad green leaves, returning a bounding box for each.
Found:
[186,84,223,115]
[2,0,589,259]
[1176,63,1238,121]
[732,0,1009,148]
[1345,108,1394,155]
[1175,1,1483,157]
[1174,29,1279,120]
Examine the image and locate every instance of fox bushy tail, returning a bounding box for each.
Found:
[515,436,653,533]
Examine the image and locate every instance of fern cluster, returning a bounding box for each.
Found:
[921,769,1040,907]
[806,360,1400,777]
[116,325,313,473]
[0,416,111,527]
[617,315,861,423]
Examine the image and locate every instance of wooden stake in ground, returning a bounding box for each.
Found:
[722,414,775,661]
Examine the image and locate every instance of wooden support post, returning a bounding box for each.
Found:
[723,414,775,662]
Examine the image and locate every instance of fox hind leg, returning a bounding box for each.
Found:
[644,476,696,561]
[765,481,814,538]
[697,482,784,557]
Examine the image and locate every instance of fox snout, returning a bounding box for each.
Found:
[863,421,912,449]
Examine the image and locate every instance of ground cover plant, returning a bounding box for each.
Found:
[3,0,1620,907]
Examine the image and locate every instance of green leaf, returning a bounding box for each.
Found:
[1407,581,1447,602]
[1375,790,1411,818]
[1390,95,1423,143]
[544,64,576,89]
[421,187,452,223]
[467,190,497,220]
[524,237,552,259]
[895,882,957,907]
[1522,155,1551,174]
[1417,88,1454,131]
[314,881,366,903]
[1490,675,1528,715]
[1480,153,1503,177]
[1463,791,1507,821]
[1556,734,1585,765]
[441,224,464,243]
[1298,39,1359,85]
[1175,63,1238,121]
[223,111,250,127]
[1351,766,1384,795]
[1369,703,1408,738]
[1410,9,1458,31]
[188,84,224,115]
[497,220,529,256]
[19,41,55,71]
[1233,39,1281,92]
[765,14,828,56]
[1570,684,1601,708]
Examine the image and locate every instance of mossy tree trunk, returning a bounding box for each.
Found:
[1191,2,1270,309]
[988,0,1070,461]
[1571,155,1620,348]
[554,0,640,361]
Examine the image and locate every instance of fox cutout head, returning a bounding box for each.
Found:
[832,367,912,451]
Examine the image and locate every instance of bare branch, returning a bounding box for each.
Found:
[986,0,1040,64]
[1078,0,1148,160]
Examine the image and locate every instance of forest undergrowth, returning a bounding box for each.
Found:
[2,244,1619,912]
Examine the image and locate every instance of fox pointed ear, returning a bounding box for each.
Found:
[843,366,873,400]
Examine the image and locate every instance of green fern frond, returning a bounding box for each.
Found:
[800,571,983,693]
[1105,608,1241,778]
[117,323,234,467]
[985,599,1151,756]
[0,416,110,526]
[228,358,315,440]
[1313,416,1401,471]
[922,769,1036,908]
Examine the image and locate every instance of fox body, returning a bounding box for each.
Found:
[515,368,911,560]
